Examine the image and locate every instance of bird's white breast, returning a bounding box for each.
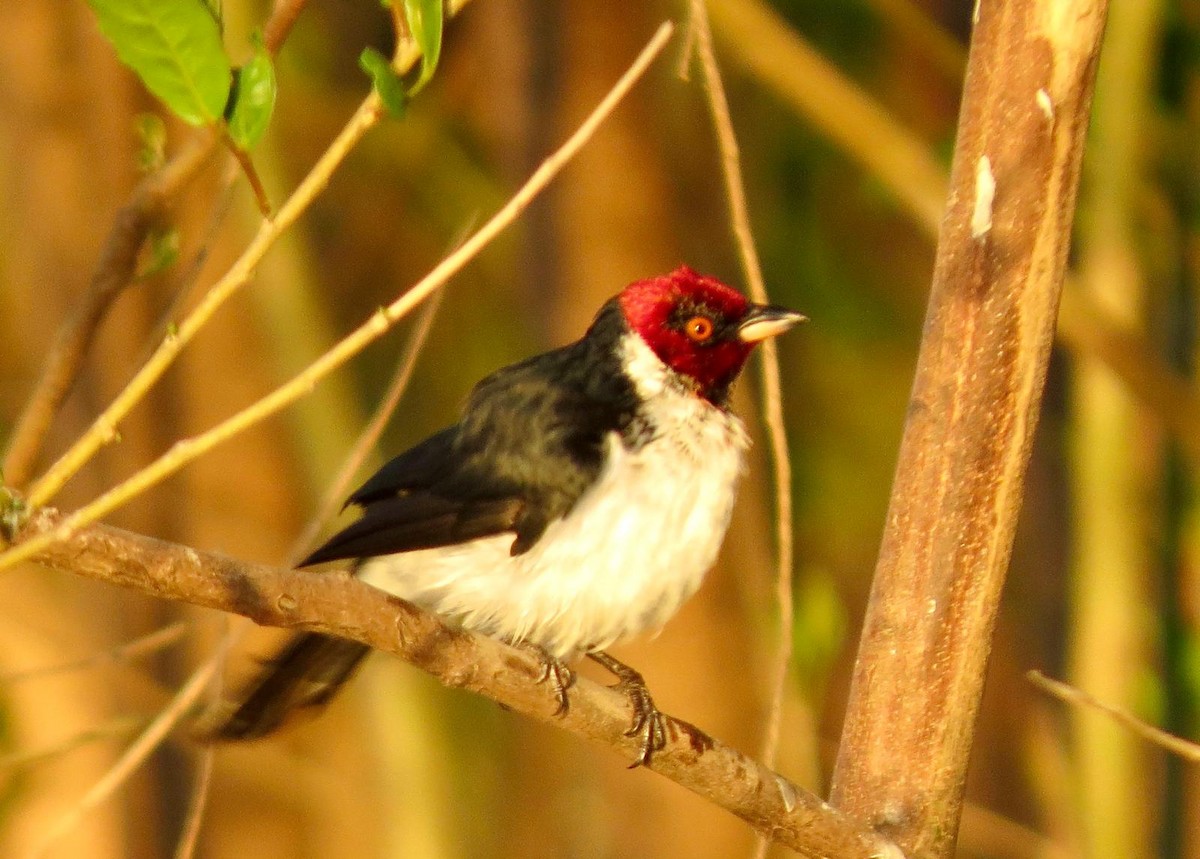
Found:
[359,333,750,657]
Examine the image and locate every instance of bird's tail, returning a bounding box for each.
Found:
[201,633,371,741]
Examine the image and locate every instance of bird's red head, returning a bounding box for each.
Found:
[618,266,805,399]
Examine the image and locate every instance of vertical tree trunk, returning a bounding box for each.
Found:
[829,2,1110,856]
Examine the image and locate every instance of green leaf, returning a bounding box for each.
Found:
[403,0,443,95]
[359,48,407,118]
[0,485,27,543]
[135,114,167,172]
[139,227,180,278]
[86,0,231,126]
[226,44,276,149]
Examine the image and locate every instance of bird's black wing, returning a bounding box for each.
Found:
[301,300,639,567]
[301,494,525,564]
[346,427,458,506]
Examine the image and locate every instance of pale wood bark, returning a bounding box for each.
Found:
[829,1,1111,856]
[15,507,896,859]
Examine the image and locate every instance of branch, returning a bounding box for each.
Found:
[708,0,947,230]
[262,0,310,55]
[1,133,217,489]
[1028,671,1200,764]
[686,5,800,847]
[0,19,671,576]
[287,292,442,562]
[1,0,313,489]
[829,1,1110,855]
[20,0,476,512]
[709,0,1200,479]
[14,508,898,859]
[23,655,221,859]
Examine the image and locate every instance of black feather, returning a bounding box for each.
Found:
[346,427,457,506]
[204,633,370,741]
[301,300,642,566]
[301,496,523,565]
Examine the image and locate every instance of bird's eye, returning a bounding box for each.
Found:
[685,315,715,342]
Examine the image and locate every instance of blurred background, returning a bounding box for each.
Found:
[0,0,1195,856]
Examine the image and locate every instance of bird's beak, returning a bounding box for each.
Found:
[737,304,808,343]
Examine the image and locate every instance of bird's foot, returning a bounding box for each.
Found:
[521,643,575,717]
[587,651,667,768]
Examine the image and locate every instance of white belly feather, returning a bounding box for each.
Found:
[360,334,751,658]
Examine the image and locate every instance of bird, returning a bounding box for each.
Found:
[207,265,804,765]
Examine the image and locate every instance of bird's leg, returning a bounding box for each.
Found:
[518,643,575,717]
[587,650,667,768]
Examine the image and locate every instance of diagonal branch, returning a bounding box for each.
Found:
[1028,671,1200,763]
[14,507,898,859]
[2,0,314,490]
[287,292,443,563]
[23,656,221,859]
[709,0,1200,478]
[0,20,672,577]
[1,133,218,489]
[20,0,475,511]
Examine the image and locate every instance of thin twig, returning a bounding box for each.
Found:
[20,2,476,511]
[688,4,797,839]
[171,621,227,859]
[2,133,219,489]
[262,0,311,55]
[0,22,677,574]
[172,740,215,859]
[3,0,313,490]
[0,717,145,771]
[24,656,221,859]
[288,291,443,562]
[0,622,190,683]
[222,133,273,216]
[1028,670,1200,764]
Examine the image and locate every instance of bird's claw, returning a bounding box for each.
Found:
[526,645,575,717]
[588,651,667,768]
[620,679,667,768]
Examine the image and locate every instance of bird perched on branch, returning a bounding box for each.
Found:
[208,266,804,765]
